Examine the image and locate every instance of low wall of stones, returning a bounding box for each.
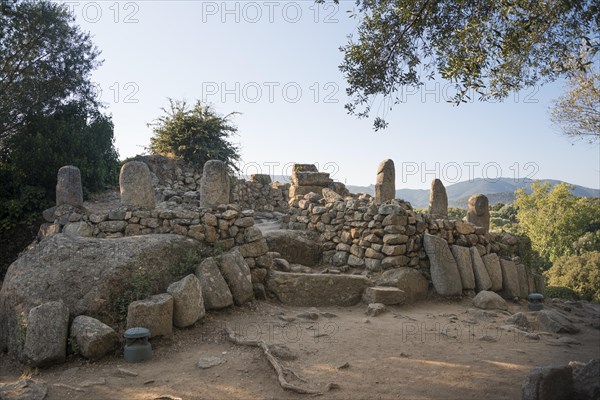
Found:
[131,155,289,212]
[39,204,272,281]
[285,192,518,279]
[231,178,290,212]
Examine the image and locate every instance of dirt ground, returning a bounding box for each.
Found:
[1,298,599,400]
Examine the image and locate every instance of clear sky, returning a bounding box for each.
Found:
[65,0,600,190]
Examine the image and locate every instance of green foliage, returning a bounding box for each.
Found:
[447,207,466,219]
[0,0,101,139]
[319,0,598,130]
[544,286,580,301]
[514,182,600,263]
[550,51,600,143]
[0,102,120,230]
[489,203,518,233]
[0,1,114,233]
[546,252,600,302]
[148,99,241,171]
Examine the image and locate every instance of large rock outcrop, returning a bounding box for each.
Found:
[0,233,205,357]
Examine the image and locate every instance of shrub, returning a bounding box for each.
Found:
[544,286,579,301]
[545,251,600,302]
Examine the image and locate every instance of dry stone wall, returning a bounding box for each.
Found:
[130,155,289,212]
[40,203,269,268]
[231,175,290,212]
[285,184,543,297]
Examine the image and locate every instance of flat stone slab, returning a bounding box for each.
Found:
[266,271,371,307]
[363,286,406,305]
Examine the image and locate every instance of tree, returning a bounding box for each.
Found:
[148,99,241,170]
[0,102,120,229]
[550,58,600,143]
[319,0,598,130]
[0,0,101,139]
[514,182,600,263]
[545,251,600,302]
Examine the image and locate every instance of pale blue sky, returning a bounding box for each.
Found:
[67,1,600,189]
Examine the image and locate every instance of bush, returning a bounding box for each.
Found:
[148,99,240,170]
[545,251,600,302]
[544,286,580,301]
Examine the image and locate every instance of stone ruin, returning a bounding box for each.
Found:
[119,161,156,209]
[429,178,448,218]
[466,193,491,233]
[0,156,544,369]
[375,159,395,204]
[56,165,83,207]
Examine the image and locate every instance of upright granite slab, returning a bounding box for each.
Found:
[423,233,462,296]
[450,245,475,290]
[481,253,503,291]
[500,259,520,299]
[470,247,492,292]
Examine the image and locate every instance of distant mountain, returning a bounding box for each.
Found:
[347,178,599,209]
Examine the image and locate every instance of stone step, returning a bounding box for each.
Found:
[362,286,406,305]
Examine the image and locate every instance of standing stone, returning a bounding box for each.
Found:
[515,263,530,298]
[375,159,395,204]
[24,301,69,366]
[423,233,462,296]
[481,253,503,291]
[499,259,520,299]
[470,247,492,292]
[56,166,83,207]
[120,161,156,209]
[70,316,119,360]
[195,258,233,310]
[218,248,254,306]
[450,245,475,290]
[466,194,490,233]
[126,294,173,338]
[429,179,448,218]
[200,160,230,208]
[167,274,205,328]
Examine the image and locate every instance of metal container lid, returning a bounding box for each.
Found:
[124,327,150,339]
[527,293,544,301]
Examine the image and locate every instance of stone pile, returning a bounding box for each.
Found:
[285,177,542,298]
[126,246,258,337]
[128,156,290,212]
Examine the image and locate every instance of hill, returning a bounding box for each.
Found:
[347,178,599,208]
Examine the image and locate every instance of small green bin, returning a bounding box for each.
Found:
[527,293,544,311]
[124,327,152,363]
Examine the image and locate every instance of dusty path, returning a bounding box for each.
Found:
[1,298,599,400]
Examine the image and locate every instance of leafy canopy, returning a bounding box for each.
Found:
[0,102,120,230]
[148,99,241,170]
[0,0,101,139]
[319,0,599,130]
[550,55,600,143]
[545,251,600,302]
[514,181,600,263]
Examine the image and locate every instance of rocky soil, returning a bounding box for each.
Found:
[1,298,598,400]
